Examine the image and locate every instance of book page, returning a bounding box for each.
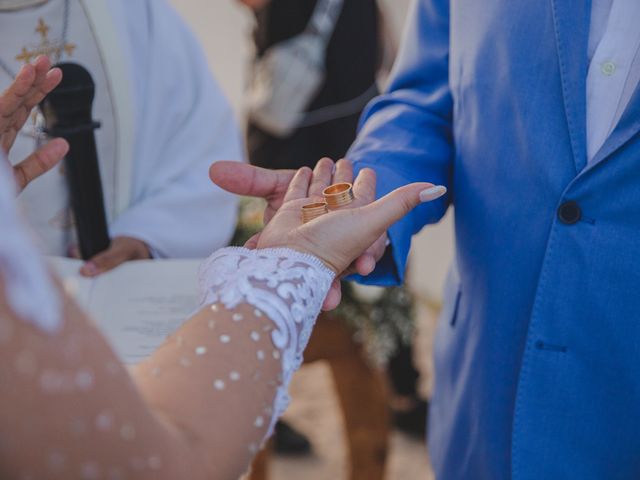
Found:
[88,260,201,364]
[47,257,95,309]
[49,257,202,365]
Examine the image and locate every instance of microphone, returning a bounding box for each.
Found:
[39,62,110,260]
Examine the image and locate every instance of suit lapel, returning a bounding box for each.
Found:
[550,0,592,173]
[587,84,640,170]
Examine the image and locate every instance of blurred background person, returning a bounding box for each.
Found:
[237,0,428,457]
[0,0,240,275]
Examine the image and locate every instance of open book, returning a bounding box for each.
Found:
[49,257,202,365]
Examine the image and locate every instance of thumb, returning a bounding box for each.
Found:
[359,183,447,234]
[209,161,296,198]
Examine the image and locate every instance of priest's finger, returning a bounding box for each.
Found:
[332,158,354,184]
[1,126,18,153]
[80,237,150,277]
[22,55,52,106]
[308,157,334,199]
[1,103,30,152]
[0,63,35,132]
[283,167,312,203]
[13,138,68,193]
[25,65,62,112]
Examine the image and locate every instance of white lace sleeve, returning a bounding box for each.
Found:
[0,160,61,333]
[197,246,335,438]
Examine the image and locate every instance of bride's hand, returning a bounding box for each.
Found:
[211,158,395,309]
[256,167,446,275]
[1,56,68,193]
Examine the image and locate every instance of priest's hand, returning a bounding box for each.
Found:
[211,159,388,310]
[0,56,68,193]
[78,236,151,277]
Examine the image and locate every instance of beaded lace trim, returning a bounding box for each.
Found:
[198,246,335,437]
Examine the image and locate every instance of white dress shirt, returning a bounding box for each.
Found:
[587,0,640,162]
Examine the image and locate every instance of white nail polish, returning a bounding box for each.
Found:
[420,185,447,203]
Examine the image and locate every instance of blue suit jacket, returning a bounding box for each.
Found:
[348,0,640,478]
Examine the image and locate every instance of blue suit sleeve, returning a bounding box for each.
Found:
[348,0,454,286]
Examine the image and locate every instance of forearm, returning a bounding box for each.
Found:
[0,247,332,479]
[135,247,334,477]
[135,303,282,478]
[0,280,202,479]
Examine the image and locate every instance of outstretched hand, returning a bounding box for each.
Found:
[256,167,446,276]
[0,56,68,193]
[211,159,371,309]
[211,158,446,310]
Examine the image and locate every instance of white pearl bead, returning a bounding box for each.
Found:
[120,424,136,441]
[95,411,114,432]
[214,379,225,391]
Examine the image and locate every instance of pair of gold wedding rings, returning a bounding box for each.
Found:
[301,183,355,224]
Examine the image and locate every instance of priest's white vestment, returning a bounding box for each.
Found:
[0,0,242,258]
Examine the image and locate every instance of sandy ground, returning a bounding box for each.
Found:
[261,304,438,480]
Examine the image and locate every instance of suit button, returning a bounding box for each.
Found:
[558,201,582,225]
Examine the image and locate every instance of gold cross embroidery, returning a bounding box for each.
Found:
[36,18,50,39]
[14,18,76,64]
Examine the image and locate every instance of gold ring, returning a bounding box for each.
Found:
[301,202,329,224]
[323,182,354,209]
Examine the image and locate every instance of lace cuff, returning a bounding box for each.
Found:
[198,247,335,437]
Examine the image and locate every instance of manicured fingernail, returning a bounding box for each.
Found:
[80,262,97,276]
[420,185,447,203]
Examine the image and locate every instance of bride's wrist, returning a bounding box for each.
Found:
[269,245,340,275]
[254,246,337,277]
[255,237,341,275]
